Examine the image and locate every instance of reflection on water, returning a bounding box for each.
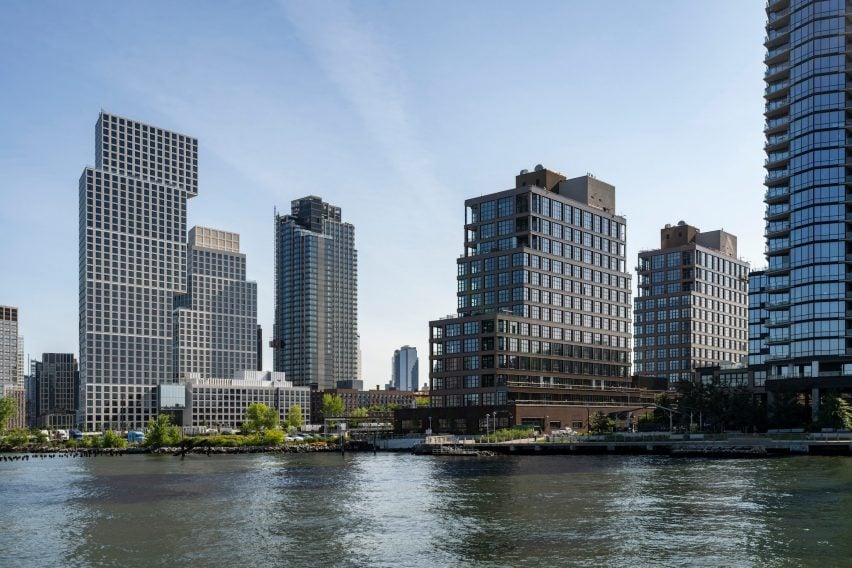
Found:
[1,453,850,567]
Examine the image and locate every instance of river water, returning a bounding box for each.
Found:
[1,452,850,567]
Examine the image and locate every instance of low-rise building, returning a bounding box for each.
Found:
[182,371,310,430]
[310,386,422,423]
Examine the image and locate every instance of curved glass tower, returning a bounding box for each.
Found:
[764,0,852,385]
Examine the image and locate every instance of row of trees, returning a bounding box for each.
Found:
[636,383,852,433]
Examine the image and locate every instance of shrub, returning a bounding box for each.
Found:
[102,430,127,449]
[144,414,181,448]
[261,429,285,446]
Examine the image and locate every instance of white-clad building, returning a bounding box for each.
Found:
[182,371,310,430]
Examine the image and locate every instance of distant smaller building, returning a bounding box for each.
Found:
[310,387,422,423]
[390,346,419,391]
[1,384,25,430]
[34,353,79,429]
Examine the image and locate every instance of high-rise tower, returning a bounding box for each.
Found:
[762,0,852,393]
[0,305,22,387]
[273,196,358,390]
[79,111,197,431]
[426,166,649,434]
[634,223,749,382]
[173,226,258,380]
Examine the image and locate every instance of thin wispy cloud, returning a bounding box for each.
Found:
[280,0,450,212]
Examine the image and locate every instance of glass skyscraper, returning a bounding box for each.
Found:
[762,0,852,392]
[79,111,198,431]
[391,346,419,391]
[273,196,358,390]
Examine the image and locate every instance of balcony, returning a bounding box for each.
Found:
[764,152,789,168]
[766,261,791,274]
[765,80,790,98]
[765,225,790,240]
[765,133,788,150]
[764,169,790,184]
[767,239,790,254]
[768,6,789,21]
[764,26,790,47]
[765,42,790,65]
[765,97,790,115]
[765,207,790,221]
[764,185,789,202]
[765,62,790,81]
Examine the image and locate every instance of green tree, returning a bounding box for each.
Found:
[818,394,852,430]
[350,406,369,426]
[414,396,429,408]
[322,394,344,418]
[31,429,49,445]
[286,404,304,428]
[0,397,17,433]
[769,387,810,429]
[3,428,30,448]
[145,414,181,448]
[244,402,279,433]
[102,430,127,449]
[589,411,615,435]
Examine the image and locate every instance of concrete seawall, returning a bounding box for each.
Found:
[470,439,852,457]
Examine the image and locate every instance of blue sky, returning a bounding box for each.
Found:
[0,1,767,385]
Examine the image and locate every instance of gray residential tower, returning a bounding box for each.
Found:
[273,196,358,390]
[173,226,258,380]
[79,111,198,431]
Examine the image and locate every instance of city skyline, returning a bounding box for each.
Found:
[0,1,767,384]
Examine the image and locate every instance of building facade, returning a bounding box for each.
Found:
[762,0,852,400]
[34,353,79,429]
[0,305,23,387]
[182,371,311,430]
[273,196,358,390]
[748,270,770,370]
[173,226,258,380]
[79,111,198,431]
[310,387,421,423]
[0,305,25,430]
[634,223,749,383]
[427,166,647,434]
[391,346,419,391]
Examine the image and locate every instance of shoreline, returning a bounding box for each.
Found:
[2,438,852,459]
